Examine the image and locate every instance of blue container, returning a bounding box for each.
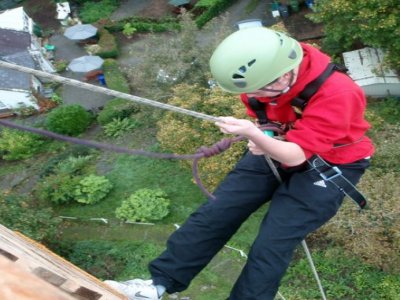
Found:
[278,4,290,18]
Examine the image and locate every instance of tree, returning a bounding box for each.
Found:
[309,0,400,70]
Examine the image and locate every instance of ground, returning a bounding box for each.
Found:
[24,0,322,40]
[23,0,60,32]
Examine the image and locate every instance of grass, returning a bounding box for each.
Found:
[55,152,205,221]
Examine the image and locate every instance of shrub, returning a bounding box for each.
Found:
[97,98,140,125]
[156,84,247,190]
[46,104,92,136]
[122,22,136,38]
[0,128,45,161]
[96,28,119,59]
[40,146,95,178]
[103,118,139,137]
[195,0,239,28]
[115,188,170,222]
[56,155,94,174]
[35,173,82,205]
[74,174,113,205]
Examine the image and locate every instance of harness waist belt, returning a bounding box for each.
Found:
[308,156,367,209]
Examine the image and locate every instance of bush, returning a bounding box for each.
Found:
[35,173,82,205]
[195,0,239,28]
[46,104,92,136]
[156,84,247,190]
[40,147,95,178]
[105,17,180,33]
[74,174,113,205]
[56,155,94,174]
[115,188,170,222]
[95,28,119,59]
[122,22,136,38]
[0,128,45,161]
[97,98,140,125]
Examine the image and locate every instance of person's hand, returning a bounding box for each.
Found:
[215,117,258,137]
[247,140,265,155]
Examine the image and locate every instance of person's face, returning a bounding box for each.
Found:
[246,71,294,98]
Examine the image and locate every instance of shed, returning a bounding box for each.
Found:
[342,47,400,97]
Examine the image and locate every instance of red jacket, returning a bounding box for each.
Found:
[241,43,374,164]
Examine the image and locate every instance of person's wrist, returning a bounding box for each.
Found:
[246,126,262,139]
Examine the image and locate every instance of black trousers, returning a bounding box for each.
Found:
[149,152,369,299]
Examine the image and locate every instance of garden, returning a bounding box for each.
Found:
[1,0,400,299]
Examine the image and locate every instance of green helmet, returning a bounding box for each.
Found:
[209,27,303,93]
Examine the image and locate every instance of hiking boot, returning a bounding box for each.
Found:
[104,279,161,300]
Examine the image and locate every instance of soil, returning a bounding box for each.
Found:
[23,0,61,32]
[283,5,324,41]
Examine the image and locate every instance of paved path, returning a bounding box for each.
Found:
[49,34,113,110]
[49,0,276,110]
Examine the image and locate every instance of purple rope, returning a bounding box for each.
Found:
[0,119,242,199]
[192,136,244,199]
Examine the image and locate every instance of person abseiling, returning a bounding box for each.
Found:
[105,24,374,300]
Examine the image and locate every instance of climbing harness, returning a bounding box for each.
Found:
[247,63,367,210]
[309,155,367,209]
[247,63,366,300]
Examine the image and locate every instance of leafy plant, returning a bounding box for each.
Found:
[122,22,136,38]
[56,155,94,174]
[97,98,140,125]
[53,59,68,73]
[74,174,113,205]
[50,93,63,105]
[115,188,170,222]
[0,128,45,161]
[46,104,92,136]
[35,173,82,205]
[103,118,139,137]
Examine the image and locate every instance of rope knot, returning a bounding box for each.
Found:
[197,138,234,158]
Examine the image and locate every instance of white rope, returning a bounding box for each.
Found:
[0,60,220,123]
[265,157,328,300]
[301,240,327,300]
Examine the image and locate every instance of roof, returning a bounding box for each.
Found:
[0,28,31,56]
[343,47,400,86]
[0,50,35,90]
[0,6,31,32]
